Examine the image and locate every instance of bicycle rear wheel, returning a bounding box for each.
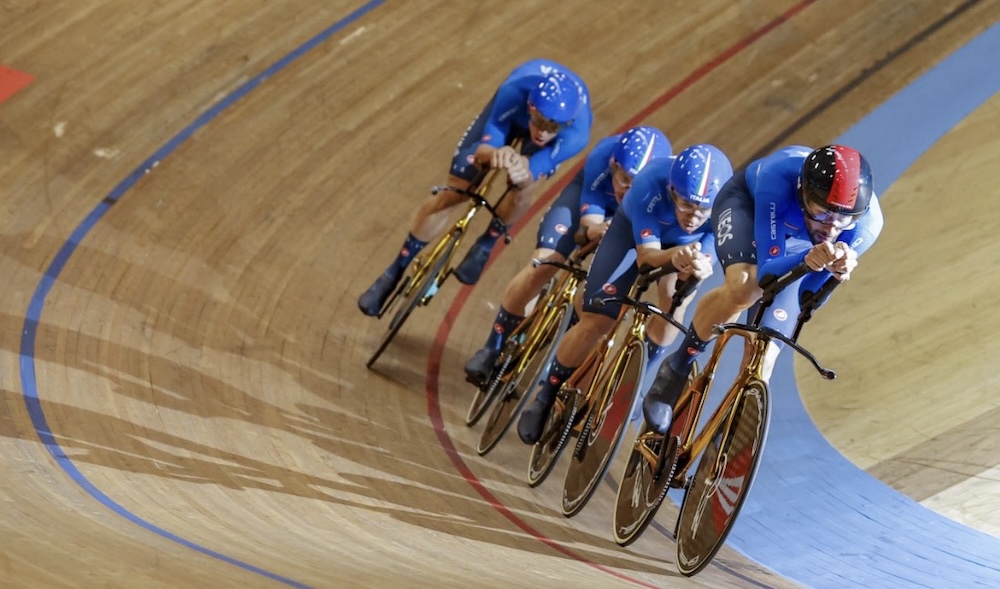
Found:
[675,379,770,576]
[366,235,456,368]
[613,365,699,546]
[478,302,570,455]
[561,341,644,517]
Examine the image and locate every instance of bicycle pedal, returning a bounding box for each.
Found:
[464,375,487,389]
[671,473,688,490]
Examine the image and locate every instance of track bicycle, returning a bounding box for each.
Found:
[612,262,840,577]
[524,263,695,494]
[365,160,515,369]
[471,244,594,454]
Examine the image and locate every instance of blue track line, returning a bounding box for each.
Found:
[17,2,385,587]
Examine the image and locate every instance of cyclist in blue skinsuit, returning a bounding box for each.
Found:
[358,59,593,316]
[642,145,885,433]
[518,144,734,445]
[463,126,672,386]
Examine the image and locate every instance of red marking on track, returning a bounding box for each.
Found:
[0,65,34,104]
[425,2,816,584]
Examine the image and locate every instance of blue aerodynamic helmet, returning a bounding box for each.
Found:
[669,144,733,208]
[612,126,672,177]
[528,71,581,124]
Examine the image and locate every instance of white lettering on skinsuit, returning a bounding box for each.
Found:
[717,207,733,245]
[769,201,777,240]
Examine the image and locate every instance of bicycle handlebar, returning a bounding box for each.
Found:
[719,261,844,378]
[430,172,516,245]
[712,322,837,380]
[532,254,590,280]
[594,263,700,333]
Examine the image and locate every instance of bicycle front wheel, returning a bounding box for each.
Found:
[675,379,771,577]
[366,235,456,368]
[612,426,680,546]
[561,340,645,518]
[478,301,571,455]
[465,348,514,427]
[526,386,579,488]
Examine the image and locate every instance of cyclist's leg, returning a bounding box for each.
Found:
[517,217,636,444]
[631,272,688,420]
[464,173,582,380]
[359,101,492,314]
[502,169,582,315]
[643,178,760,429]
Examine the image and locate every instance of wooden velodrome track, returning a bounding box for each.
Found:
[1,1,998,587]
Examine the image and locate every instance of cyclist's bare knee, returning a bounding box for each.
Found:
[721,264,761,310]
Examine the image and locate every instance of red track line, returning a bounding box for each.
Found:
[425,1,815,584]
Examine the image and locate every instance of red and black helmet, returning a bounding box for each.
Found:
[798,145,873,216]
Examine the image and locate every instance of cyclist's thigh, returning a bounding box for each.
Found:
[536,169,584,257]
[713,173,756,271]
[582,211,637,319]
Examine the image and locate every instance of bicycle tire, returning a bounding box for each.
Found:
[465,349,514,427]
[478,301,571,455]
[366,235,456,368]
[612,361,702,543]
[526,387,578,488]
[675,379,771,577]
[561,341,645,518]
[613,427,680,546]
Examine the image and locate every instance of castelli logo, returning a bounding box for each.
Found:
[482,134,492,142]
[555,224,568,234]
[773,308,787,321]
[400,248,410,257]
[493,323,504,334]
[687,347,699,356]
[769,245,780,256]
[581,203,590,213]
[549,375,561,385]
[640,228,654,239]
[603,283,617,295]
[466,155,476,164]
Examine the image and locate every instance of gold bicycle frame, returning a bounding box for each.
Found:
[505,256,586,378]
[636,325,773,484]
[566,278,654,435]
[397,165,505,303]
